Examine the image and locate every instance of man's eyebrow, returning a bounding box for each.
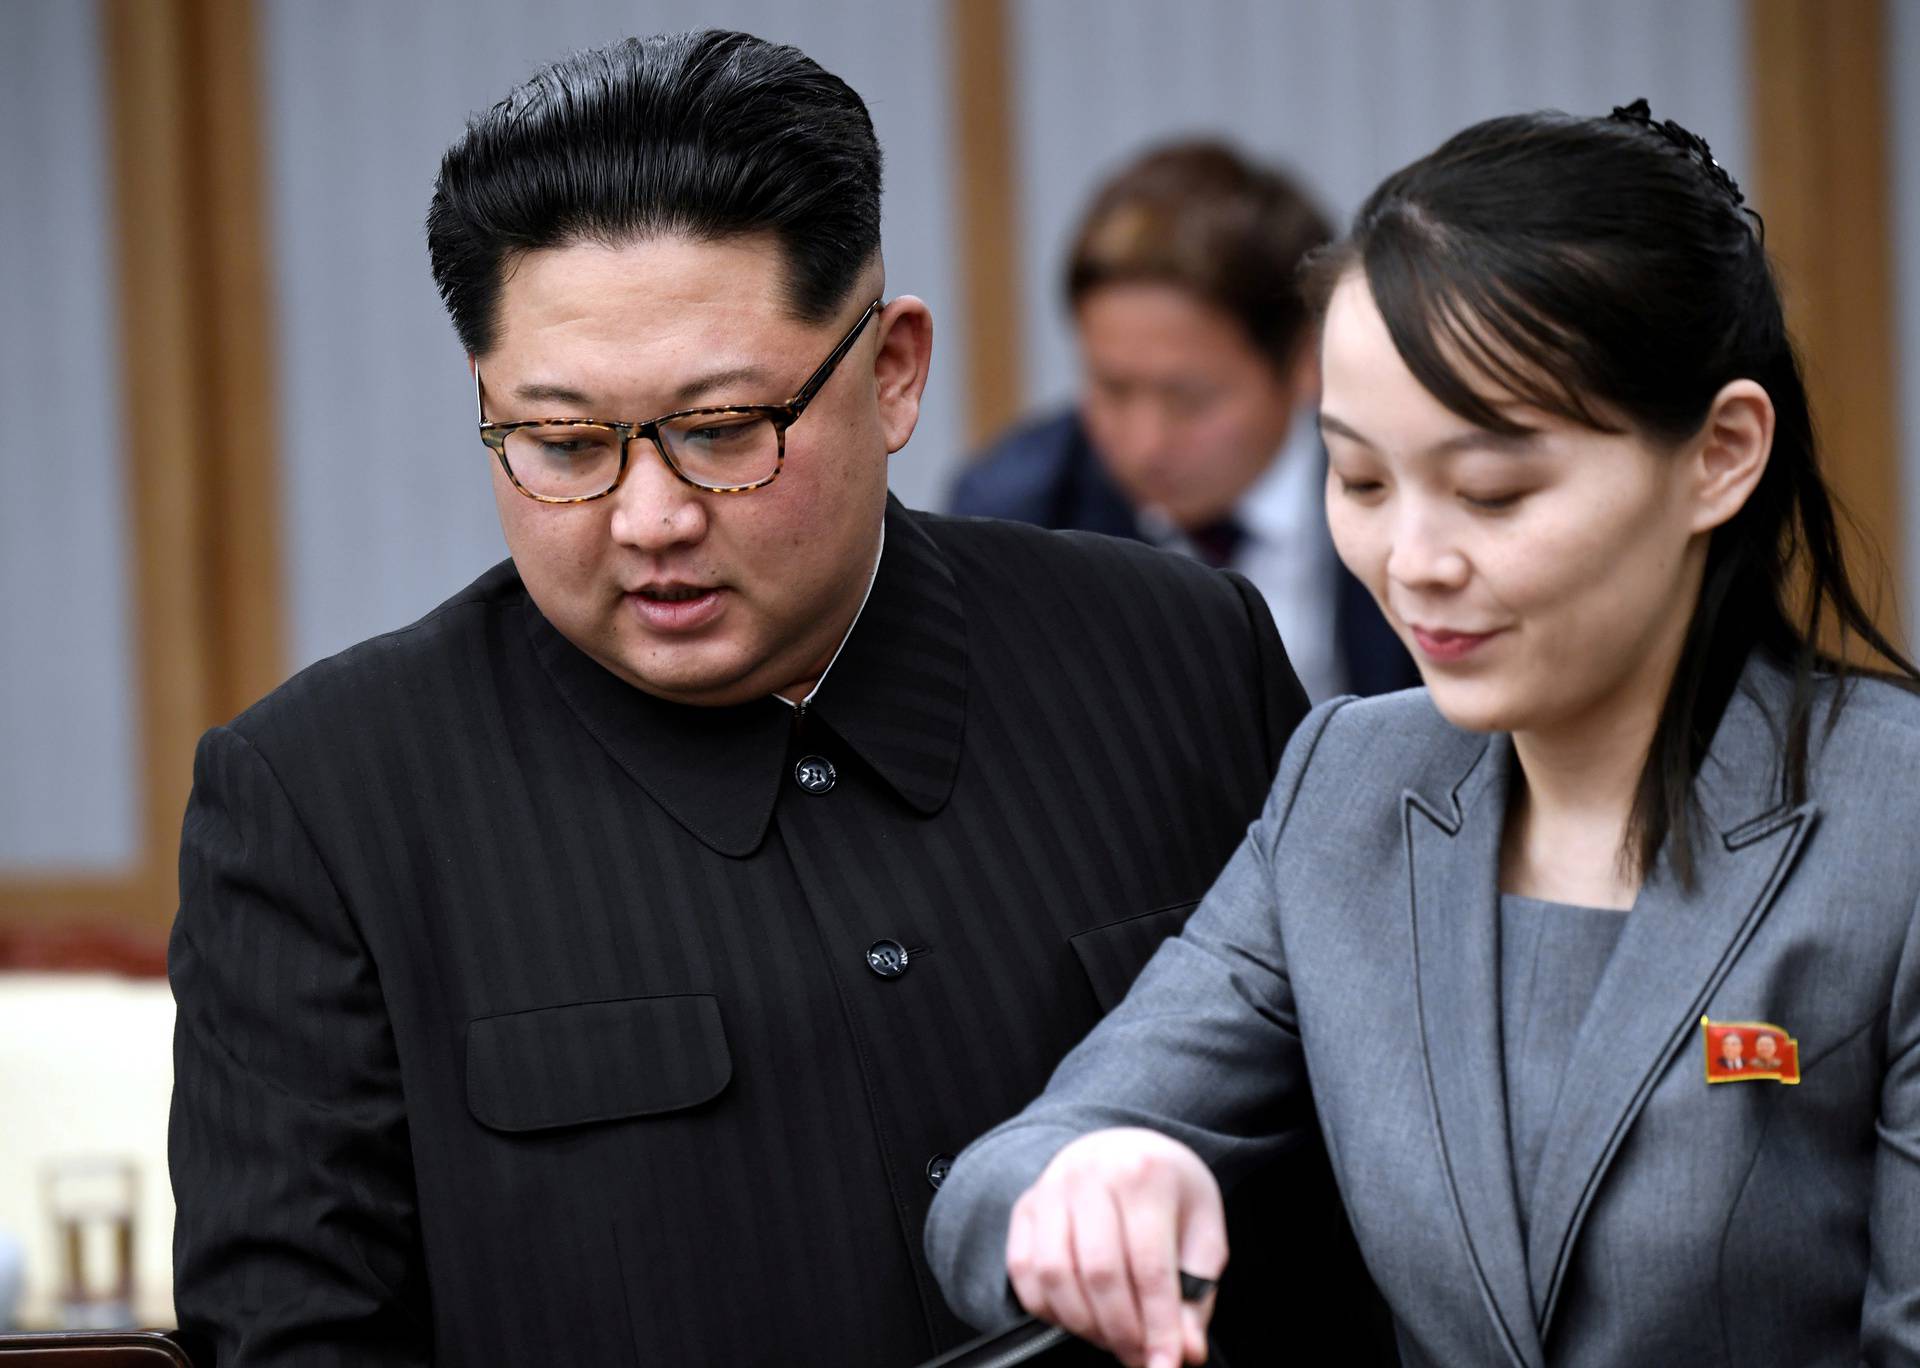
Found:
[509,366,779,415]
[1319,410,1539,458]
[669,365,776,407]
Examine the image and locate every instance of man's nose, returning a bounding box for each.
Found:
[1111,404,1181,472]
[607,439,708,549]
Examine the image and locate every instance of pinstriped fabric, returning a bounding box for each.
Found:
[170,500,1375,1367]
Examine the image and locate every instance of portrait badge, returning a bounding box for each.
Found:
[1701,1016,1800,1084]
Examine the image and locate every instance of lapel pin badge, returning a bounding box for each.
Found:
[1701,1016,1800,1085]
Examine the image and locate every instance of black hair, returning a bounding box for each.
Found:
[1304,105,1917,886]
[427,29,882,356]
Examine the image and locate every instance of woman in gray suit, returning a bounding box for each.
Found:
[926,103,1920,1368]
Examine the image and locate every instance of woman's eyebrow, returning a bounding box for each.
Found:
[1319,410,1540,457]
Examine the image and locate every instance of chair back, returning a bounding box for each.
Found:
[0,1331,193,1365]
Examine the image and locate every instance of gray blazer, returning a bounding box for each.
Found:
[927,657,1920,1366]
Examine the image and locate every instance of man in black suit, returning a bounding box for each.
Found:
[169,31,1378,1367]
[951,142,1417,702]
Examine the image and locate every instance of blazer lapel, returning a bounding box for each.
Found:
[1524,669,1818,1331]
[1407,734,1546,1368]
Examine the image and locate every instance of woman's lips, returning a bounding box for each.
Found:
[626,586,726,633]
[1409,624,1504,663]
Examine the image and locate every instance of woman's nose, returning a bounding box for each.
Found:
[1385,505,1470,591]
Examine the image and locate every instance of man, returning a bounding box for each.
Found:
[1721,1033,1748,1072]
[950,141,1416,703]
[169,31,1377,1367]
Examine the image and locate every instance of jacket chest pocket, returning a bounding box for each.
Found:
[465,993,732,1132]
[1070,901,1199,1012]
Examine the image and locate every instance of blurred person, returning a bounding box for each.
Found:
[951,141,1416,702]
[166,29,1381,1368]
[928,101,1920,1368]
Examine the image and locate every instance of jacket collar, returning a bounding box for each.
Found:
[1403,653,1817,1361]
[526,497,968,858]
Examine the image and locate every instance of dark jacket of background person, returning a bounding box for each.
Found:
[928,660,1920,1367]
[952,408,1418,699]
[169,501,1388,1367]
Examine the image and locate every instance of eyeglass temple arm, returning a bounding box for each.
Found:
[789,298,884,411]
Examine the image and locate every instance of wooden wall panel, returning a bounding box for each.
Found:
[949,0,1026,449]
[1750,0,1907,652]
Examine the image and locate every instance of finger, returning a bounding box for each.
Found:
[1067,1175,1146,1365]
[1027,1180,1098,1339]
[1114,1172,1185,1368]
[1180,1286,1216,1366]
[1005,1196,1042,1317]
[1174,1177,1229,1366]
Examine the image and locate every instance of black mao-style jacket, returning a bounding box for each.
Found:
[170,499,1383,1366]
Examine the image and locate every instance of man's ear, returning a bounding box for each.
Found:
[1688,378,1774,534]
[871,296,933,455]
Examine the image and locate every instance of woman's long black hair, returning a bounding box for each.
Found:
[1307,103,1917,886]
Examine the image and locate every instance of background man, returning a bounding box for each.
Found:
[168,29,1378,1368]
[951,140,1416,702]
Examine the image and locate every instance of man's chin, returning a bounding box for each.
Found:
[590,638,770,709]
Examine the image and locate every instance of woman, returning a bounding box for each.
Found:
[925,102,1920,1368]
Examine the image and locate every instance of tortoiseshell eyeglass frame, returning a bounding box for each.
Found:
[476,297,884,503]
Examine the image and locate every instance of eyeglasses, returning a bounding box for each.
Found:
[476,298,883,502]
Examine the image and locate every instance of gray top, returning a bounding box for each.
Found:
[927,663,1920,1368]
[1498,895,1628,1241]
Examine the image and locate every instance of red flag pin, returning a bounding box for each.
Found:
[1701,1017,1800,1085]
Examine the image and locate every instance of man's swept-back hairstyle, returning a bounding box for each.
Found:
[1304,106,1918,887]
[427,29,882,356]
[1067,141,1332,372]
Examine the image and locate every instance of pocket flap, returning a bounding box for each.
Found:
[466,993,731,1132]
[1069,902,1199,1012]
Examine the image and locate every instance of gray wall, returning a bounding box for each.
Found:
[0,0,138,869]
[1009,0,1750,415]
[1896,0,1920,640]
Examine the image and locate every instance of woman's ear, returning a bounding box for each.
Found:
[1688,378,1774,534]
[872,296,934,454]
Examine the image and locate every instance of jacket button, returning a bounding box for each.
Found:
[794,755,836,794]
[926,1153,954,1190]
[865,940,910,978]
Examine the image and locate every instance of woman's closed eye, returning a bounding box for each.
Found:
[1460,488,1527,511]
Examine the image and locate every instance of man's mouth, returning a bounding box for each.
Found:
[626,583,727,634]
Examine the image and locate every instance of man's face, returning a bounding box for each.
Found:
[1723,1034,1745,1062]
[1754,1034,1778,1064]
[477,234,929,706]
[1075,281,1307,530]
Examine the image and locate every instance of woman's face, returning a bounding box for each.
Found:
[1318,271,1711,739]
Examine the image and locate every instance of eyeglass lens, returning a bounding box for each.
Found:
[502,410,780,499]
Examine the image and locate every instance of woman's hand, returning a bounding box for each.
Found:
[1004,1127,1227,1368]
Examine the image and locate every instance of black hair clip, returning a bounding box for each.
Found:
[1609,97,1749,212]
